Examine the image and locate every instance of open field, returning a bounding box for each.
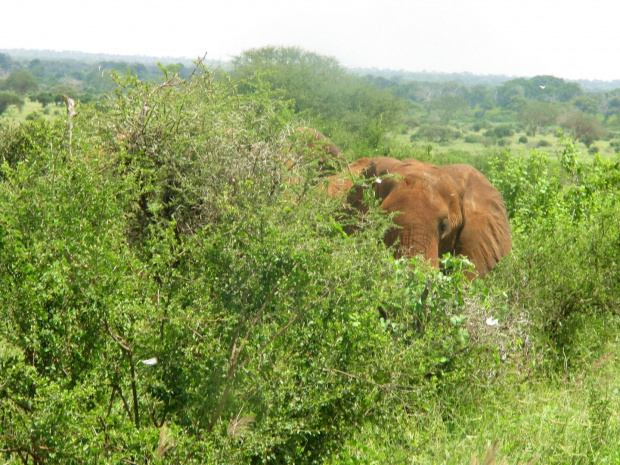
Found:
[0,99,64,124]
[398,123,619,166]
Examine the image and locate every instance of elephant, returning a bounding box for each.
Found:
[284,127,345,175]
[334,157,511,278]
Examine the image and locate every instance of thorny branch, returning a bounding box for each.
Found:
[104,320,140,428]
[206,285,279,433]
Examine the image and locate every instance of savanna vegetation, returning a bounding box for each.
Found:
[0,46,619,464]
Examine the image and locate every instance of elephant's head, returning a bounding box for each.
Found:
[343,157,511,278]
[285,127,344,174]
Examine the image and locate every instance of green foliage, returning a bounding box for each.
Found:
[31,91,55,107]
[559,110,606,147]
[231,46,404,155]
[488,138,620,370]
[486,149,559,224]
[0,62,482,463]
[573,95,600,114]
[519,101,559,137]
[1,70,39,94]
[0,119,60,170]
[429,95,469,122]
[412,123,461,142]
[85,64,294,239]
[2,49,620,464]
[602,94,620,121]
[497,76,582,108]
[0,90,24,114]
[485,124,514,139]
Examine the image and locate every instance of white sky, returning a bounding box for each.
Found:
[2,0,619,81]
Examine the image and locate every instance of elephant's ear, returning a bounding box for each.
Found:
[444,165,512,278]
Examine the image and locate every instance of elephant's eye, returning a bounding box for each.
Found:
[438,219,448,235]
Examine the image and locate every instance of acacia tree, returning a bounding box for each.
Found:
[429,95,469,123]
[560,110,605,148]
[518,101,558,137]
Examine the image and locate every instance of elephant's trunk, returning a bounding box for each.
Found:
[389,228,439,268]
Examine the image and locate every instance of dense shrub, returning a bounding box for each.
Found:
[464,134,485,144]
[0,63,480,463]
[0,90,25,114]
[487,140,620,368]
[485,124,514,139]
[411,124,461,142]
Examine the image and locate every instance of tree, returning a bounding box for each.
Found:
[498,76,582,106]
[559,110,605,148]
[429,95,469,123]
[0,91,24,114]
[572,95,599,114]
[3,70,39,95]
[413,123,461,142]
[31,91,55,107]
[466,85,496,114]
[601,93,620,121]
[232,46,403,152]
[232,46,346,116]
[496,81,527,110]
[518,101,559,137]
[0,52,13,71]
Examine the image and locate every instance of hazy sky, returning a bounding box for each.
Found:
[2,0,618,81]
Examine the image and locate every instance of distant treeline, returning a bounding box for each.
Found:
[0,50,197,99]
[1,47,620,153]
[354,67,620,92]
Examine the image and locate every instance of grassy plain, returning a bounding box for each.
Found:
[400,125,617,164]
[0,99,64,124]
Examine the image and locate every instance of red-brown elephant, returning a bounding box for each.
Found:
[336,157,511,278]
[284,127,345,174]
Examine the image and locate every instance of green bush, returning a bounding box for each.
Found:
[412,124,461,143]
[464,134,484,144]
[0,90,24,114]
[488,140,620,369]
[485,124,514,139]
[0,63,483,463]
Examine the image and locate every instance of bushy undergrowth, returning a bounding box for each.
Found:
[1,63,619,464]
[0,64,483,463]
[487,140,620,369]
